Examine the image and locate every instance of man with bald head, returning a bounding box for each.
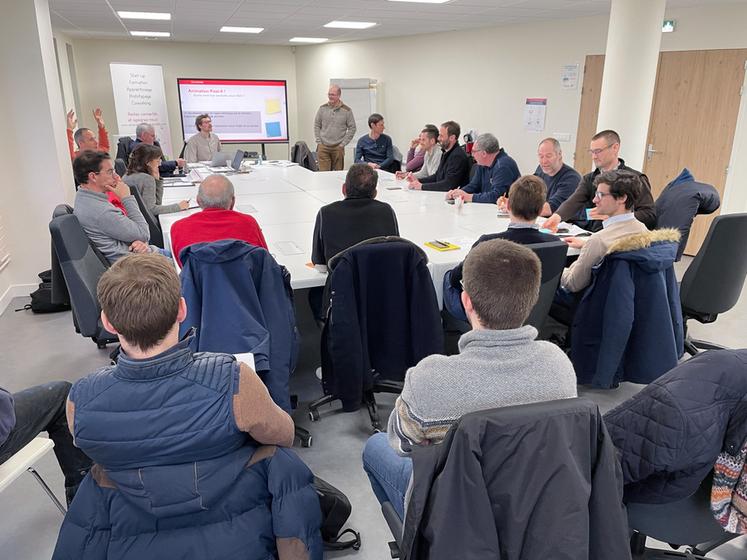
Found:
[314,84,356,171]
[533,137,582,217]
[116,122,186,177]
[170,174,268,266]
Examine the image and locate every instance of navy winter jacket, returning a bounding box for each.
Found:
[322,237,444,411]
[604,349,747,504]
[179,240,298,412]
[55,340,322,559]
[572,230,684,388]
[655,169,720,261]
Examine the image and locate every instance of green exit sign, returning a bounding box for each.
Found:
[662,19,676,33]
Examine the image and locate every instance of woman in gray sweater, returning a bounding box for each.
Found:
[123,144,189,216]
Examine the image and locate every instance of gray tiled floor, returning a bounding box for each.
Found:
[1,256,746,559]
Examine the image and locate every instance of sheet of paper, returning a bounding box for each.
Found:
[276,241,304,255]
[233,352,256,370]
[265,121,282,138]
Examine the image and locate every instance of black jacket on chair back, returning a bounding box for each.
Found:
[322,236,443,411]
[401,398,631,560]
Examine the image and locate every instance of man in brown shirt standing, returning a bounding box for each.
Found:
[543,130,656,232]
[314,84,356,171]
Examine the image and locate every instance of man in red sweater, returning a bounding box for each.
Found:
[170,174,268,266]
[66,108,110,160]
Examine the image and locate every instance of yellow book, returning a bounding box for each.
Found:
[424,240,460,251]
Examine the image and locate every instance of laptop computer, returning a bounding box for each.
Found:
[230,149,244,171]
[210,152,230,167]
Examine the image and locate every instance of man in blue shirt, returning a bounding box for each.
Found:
[447,133,520,204]
[354,113,397,173]
[534,137,582,217]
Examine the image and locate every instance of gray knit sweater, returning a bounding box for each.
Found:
[387,326,578,455]
[73,188,153,263]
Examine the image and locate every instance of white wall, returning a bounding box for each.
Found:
[294,3,747,175]
[295,16,608,175]
[0,0,75,314]
[69,39,299,161]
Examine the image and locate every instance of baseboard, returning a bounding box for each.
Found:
[0,283,35,317]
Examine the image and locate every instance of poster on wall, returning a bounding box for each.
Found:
[109,63,174,159]
[561,64,580,90]
[523,98,547,132]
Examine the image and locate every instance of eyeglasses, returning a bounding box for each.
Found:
[459,279,465,290]
[593,190,612,199]
[95,168,115,176]
[587,145,612,156]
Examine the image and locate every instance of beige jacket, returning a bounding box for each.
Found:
[561,215,648,293]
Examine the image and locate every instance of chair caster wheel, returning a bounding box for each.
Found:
[302,436,313,448]
[309,410,320,422]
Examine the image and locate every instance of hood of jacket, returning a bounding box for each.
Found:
[180,237,256,265]
[604,228,680,273]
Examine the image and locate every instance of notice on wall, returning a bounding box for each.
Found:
[561,64,580,90]
[109,63,174,159]
[523,98,547,132]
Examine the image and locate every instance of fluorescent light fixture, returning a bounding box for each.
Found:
[324,20,376,29]
[118,11,171,20]
[387,0,451,3]
[130,31,171,38]
[290,37,329,43]
[220,26,264,34]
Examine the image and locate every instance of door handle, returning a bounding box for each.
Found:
[646,144,660,160]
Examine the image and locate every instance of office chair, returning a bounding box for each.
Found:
[441,240,568,338]
[628,472,739,559]
[308,237,443,431]
[128,184,164,248]
[49,208,117,348]
[679,213,747,356]
[113,158,127,177]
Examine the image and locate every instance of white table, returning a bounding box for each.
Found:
[159,165,565,306]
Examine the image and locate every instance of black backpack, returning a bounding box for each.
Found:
[16,270,71,314]
[314,476,361,551]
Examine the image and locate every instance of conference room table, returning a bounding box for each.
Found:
[158,163,567,307]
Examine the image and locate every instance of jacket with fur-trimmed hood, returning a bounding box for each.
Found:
[572,228,684,388]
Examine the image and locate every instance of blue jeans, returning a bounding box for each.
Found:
[362,432,412,520]
[0,382,92,504]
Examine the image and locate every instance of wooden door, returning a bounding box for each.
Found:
[643,49,747,255]
[574,55,605,173]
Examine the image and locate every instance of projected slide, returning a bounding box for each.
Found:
[177,78,289,143]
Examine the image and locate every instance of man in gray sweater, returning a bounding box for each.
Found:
[362,239,577,519]
[73,151,158,263]
[314,84,356,171]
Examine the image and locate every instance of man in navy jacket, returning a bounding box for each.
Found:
[447,133,520,204]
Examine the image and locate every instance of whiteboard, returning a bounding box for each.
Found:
[331,78,377,147]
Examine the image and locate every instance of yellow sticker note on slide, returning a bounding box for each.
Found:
[265,98,281,114]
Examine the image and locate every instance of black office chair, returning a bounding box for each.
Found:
[442,240,568,337]
[308,237,444,431]
[113,158,127,177]
[655,174,720,261]
[290,141,318,171]
[115,136,134,163]
[628,472,739,559]
[680,213,747,355]
[128,184,164,248]
[49,208,117,349]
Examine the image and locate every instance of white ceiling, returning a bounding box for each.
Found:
[49,0,746,46]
